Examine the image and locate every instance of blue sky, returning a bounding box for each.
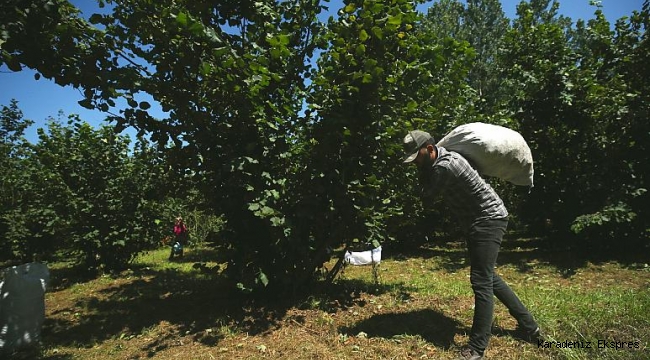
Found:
[0,0,643,143]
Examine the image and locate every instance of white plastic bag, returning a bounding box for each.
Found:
[436,122,535,187]
[344,246,382,266]
[0,263,50,353]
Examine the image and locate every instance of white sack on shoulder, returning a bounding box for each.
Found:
[436,122,534,187]
[344,246,382,266]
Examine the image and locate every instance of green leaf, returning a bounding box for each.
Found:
[277,34,290,45]
[200,62,212,76]
[6,56,22,72]
[355,44,366,56]
[176,12,188,27]
[213,47,229,57]
[89,14,103,24]
[236,283,252,293]
[188,21,203,35]
[371,26,383,39]
[258,270,269,287]
[248,203,260,211]
[387,14,402,26]
[78,99,94,109]
[359,29,369,42]
[406,100,418,111]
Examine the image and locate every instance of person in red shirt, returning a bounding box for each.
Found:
[169,216,188,260]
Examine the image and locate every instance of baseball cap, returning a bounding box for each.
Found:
[403,130,434,163]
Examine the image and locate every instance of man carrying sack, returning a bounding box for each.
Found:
[402,129,541,360]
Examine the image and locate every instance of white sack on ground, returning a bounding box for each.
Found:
[436,122,535,187]
[0,262,50,354]
[345,246,382,265]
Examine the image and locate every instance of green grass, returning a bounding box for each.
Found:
[9,240,650,359]
[336,243,650,360]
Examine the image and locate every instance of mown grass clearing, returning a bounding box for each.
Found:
[12,237,650,359]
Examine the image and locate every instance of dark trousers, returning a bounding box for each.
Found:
[467,218,537,354]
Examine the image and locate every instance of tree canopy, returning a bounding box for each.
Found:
[1,0,648,294]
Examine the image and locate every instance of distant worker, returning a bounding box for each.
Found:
[169,216,187,260]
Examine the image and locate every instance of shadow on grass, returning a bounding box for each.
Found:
[162,246,223,264]
[9,348,73,360]
[340,309,466,349]
[40,254,409,358]
[45,246,221,292]
[46,264,107,292]
[384,234,650,278]
[44,269,253,355]
[35,237,648,358]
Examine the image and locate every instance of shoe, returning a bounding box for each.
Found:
[516,326,543,343]
[454,347,483,360]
